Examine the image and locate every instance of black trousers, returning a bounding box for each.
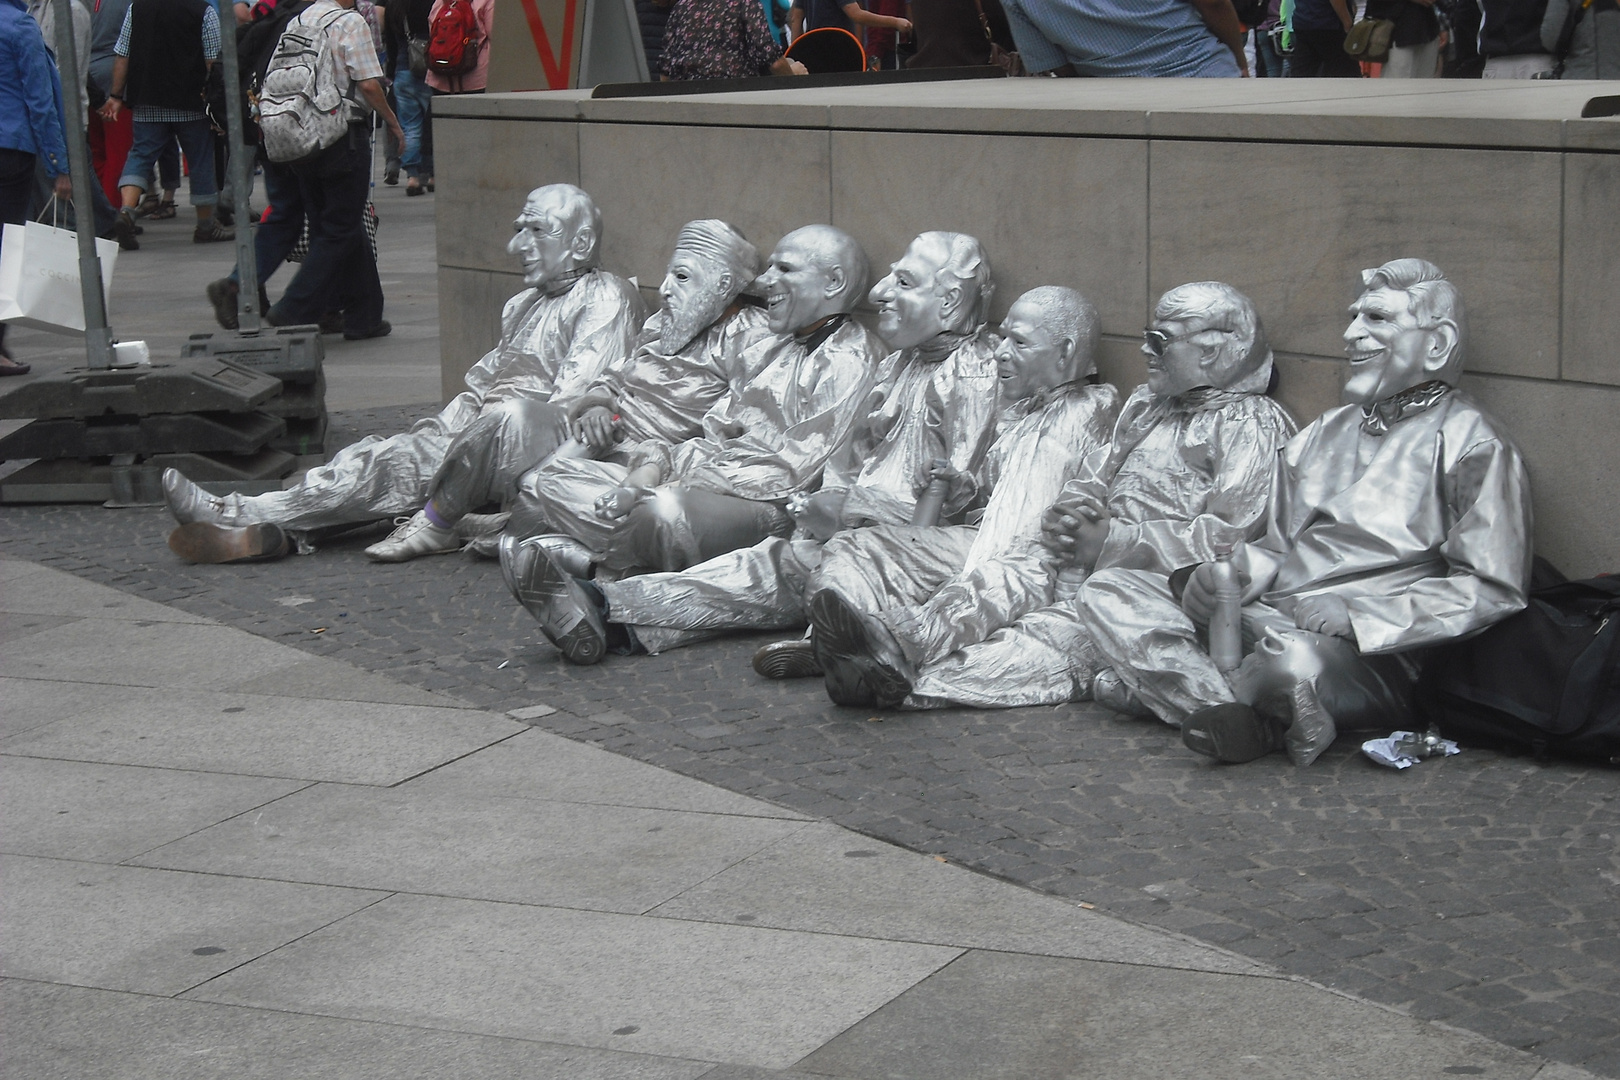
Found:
[0,147,37,355]
[1288,27,1363,76]
[269,126,383,334]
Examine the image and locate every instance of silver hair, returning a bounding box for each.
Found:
[1360,257,1466,373]
[1156,280,1270,374]
[918,231,994,327]
[1017,285,1099,376]
[525,184,602,268]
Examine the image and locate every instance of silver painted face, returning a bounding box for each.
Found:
[658,250,730,354]
[869,237,951,351]
[994,297,1070,403]
[1342,286,1441,406]
[1143,318,1224,398]
[508,194,575,288]
[756,235,840,335]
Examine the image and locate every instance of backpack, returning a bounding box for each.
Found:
[425,0,481,77]
[1416,569,1620,766]
[256,7,354,164]
[236,0,313,145]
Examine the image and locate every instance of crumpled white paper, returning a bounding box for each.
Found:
[1361,730,1461,770]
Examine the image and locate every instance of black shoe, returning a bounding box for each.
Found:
[752,639,822,679]
[342,319,391,341]
[112,211,139,251]
[215,206,235,228]
[384,164,400,185]
[318,311,345,335]
[1181,703,1286,764]
[809,589,913,708]
[206,278,239,331]
[405,182,425,197]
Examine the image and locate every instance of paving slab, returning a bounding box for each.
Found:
[1,617,308,688]
[650,821,1264,975]
[0,755,307,863]
[0,561,212,623]
[3,979,714,1080]
[224,655,474,707]
[0,611,81,647]
[0,676,129,740]
[0,855,387,995]
[795,950,1547,1080]
[186,892,962,1069]
[135,783,811,912]
[3,685,523,785]
[402,726,813,819]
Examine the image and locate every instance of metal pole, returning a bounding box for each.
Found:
[215,0,261,333]
[50,0,116,370]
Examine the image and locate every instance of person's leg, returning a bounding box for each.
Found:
[172,118,228,241]
[269,135,367,326]
[395,68,433,190]
[600,487,793,572]
[906,604,1105,710]
[507,456,637,552]
[118,120,163,210]
[425,399,573,522]
[810,524,978,615]
[253,158,303,290]
[1381,37,1439,78]
[878,544,1056,668]
[0,148,38,367]
[603,536,824,644]
[1077,568,1237,727]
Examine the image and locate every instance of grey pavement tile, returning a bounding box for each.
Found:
[134,783,811,912]
[796,950,1547,1080]
[223,655,477,708]
[0,611,81,646]
[3,685,523,786]
[1,618,308,688]
[0,755,307,863]
[0,855,387,996]
[0,563,211,623]
[0,676,128,740]
[3,980,714,1080]
[186,892,961,1069]
[649,822,1267,976]
[403,727,813,819]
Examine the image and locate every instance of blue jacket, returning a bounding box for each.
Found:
[0,0,71,177]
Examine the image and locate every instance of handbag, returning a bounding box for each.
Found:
[0,201,119,335]
[970,0,1025,76]
[1343,16,1395,61]
[407,35,430,79]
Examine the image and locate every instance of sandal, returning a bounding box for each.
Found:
[149,200,177,220]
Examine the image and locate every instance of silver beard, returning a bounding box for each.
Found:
[659,289,730,355]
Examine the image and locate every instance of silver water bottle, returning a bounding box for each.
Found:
[909,459,951,526]
[1208,542,1244,673]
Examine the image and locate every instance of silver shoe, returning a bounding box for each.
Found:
[1090,668,1155,718]
[499,533,607,665]
[162,467,247,526]
[363,511,461,562]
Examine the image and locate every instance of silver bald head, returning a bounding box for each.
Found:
[1143,282,1272,399]
[993,285,1099,403]
[658,219,762,354]
[1342,258,1465,407]
[869,231,993,352]
[754,225,870,336]
[506,184,602,288]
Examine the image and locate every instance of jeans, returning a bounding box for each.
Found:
[1255,31,1287,77]
[269,125,383,334]
[229,155,303,295]
[121,118,217,205]
[1287,27,1362,76]
[394,67,435,180]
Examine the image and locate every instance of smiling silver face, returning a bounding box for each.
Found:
[1341,286,1437,406]
[869,236,952,351]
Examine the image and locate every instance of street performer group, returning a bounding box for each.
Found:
[159,184,1535,768]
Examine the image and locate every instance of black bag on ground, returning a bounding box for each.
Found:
[1416,568,1620,765]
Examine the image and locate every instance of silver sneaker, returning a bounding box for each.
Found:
[1090,668,1155,718]
[363,511,461,562]
[162,467,248,527]
[498,533,607,665]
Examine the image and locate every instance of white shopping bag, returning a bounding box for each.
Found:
[0,220,119,335]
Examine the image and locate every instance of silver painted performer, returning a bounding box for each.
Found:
[500,231,1003,664]
[496,219,781,556]
[162,185,645,563]
[809,281,1294,709]
[1081,259,1533,766]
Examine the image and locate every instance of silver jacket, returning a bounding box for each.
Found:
[824,328,1001,528]
[460,270,646,411]
[1092,384,1298,573]
[653,316,885,503]
[1242,384,1533,654]
[574,305,776,448]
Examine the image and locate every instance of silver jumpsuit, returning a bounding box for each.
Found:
[598,329,1006,653]
[1080,383,1532,757]
[231,271,644,531]
[903,382,1297,710]
[503,304,781,548]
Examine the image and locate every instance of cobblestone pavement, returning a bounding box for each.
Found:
[4,402,1618,1078]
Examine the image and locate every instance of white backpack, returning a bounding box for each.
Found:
[256,7,353,164]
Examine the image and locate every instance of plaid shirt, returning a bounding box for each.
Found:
[297,0,385,119]
[114,0,220,121]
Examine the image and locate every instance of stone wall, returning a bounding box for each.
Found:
[433,80,1620,577]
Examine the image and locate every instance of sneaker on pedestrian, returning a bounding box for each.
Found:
[364,511,461,562]
[384,163,400,185]
[206,278,240,330]
[112,210,139,251]
[193,216,235,244]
